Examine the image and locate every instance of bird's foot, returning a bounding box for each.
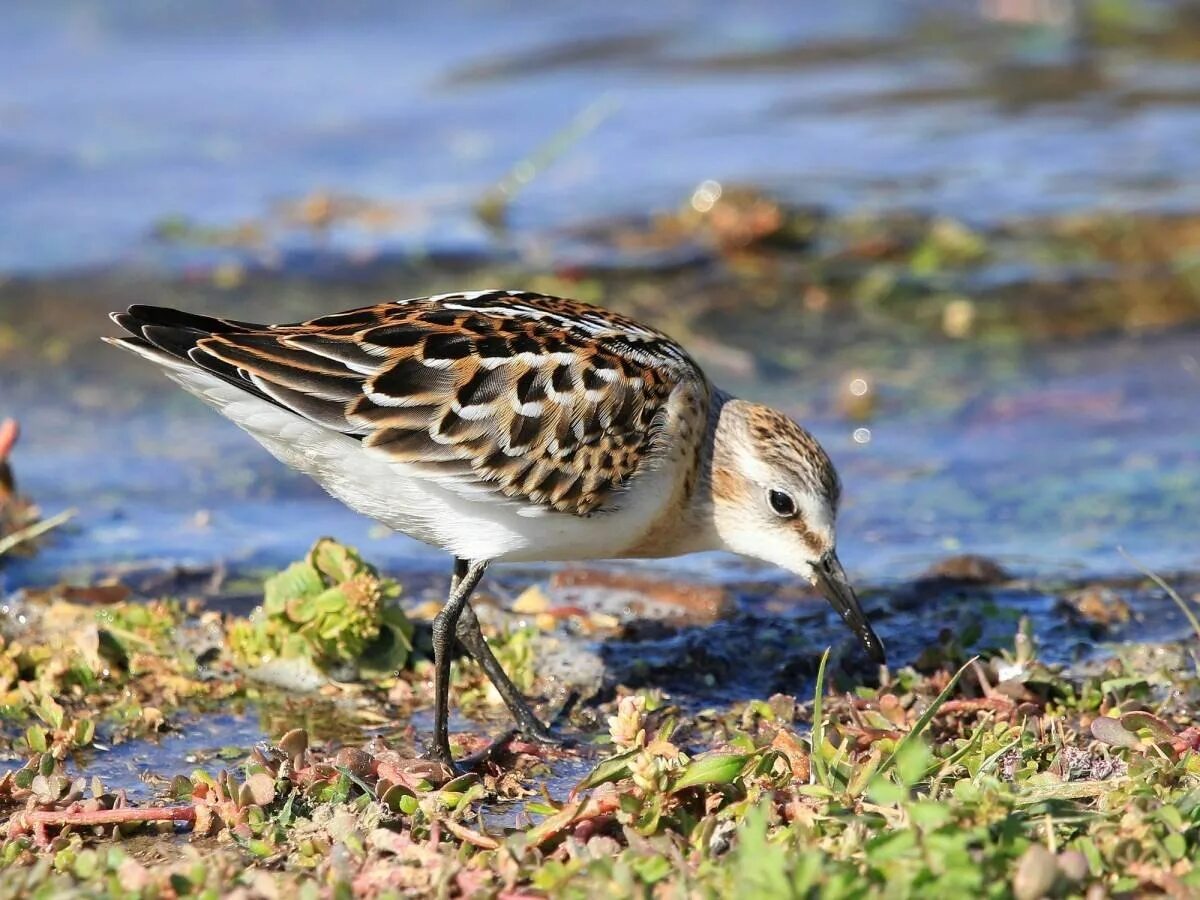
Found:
[512,694,577,747]
[514,716,570,747]
[424,743,462,778]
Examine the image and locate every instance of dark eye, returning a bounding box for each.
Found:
[768,489,797,518]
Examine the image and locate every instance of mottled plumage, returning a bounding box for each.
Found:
[113,291,703,518]
[106,289,883,767]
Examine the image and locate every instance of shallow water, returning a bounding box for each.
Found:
[1,1,1198,583]
[74,710,268,803]
[4,311,1196,588]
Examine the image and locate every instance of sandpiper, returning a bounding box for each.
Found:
[106,290,884,766]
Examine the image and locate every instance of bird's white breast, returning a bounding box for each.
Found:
[165,367,694,563]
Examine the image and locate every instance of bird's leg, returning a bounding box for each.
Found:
[448,558,562,744]
[430,558,488,768]
[455,601,564,744]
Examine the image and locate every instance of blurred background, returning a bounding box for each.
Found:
[2,0,1198,596]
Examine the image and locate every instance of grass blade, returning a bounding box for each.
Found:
[973,731,1023,785]
[879,656,977,776]
[810,648,832,788]
[671,753,753,792]
[476,94,621,227]
[0,508,74,558]
[1119,547,1200,645]
[935,718,989,778]
[576,748,638,791]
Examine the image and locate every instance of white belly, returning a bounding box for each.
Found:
[166,367,684,563]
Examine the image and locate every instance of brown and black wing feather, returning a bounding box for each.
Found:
[110,291,705,514]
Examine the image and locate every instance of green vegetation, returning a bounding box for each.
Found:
[229,538,413,680]
[1,540,1198,898]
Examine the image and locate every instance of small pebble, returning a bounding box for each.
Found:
[920,554,1010,584]
[1057,849,1090,882]
[243,772,276,807]
[1013,844,1059,900]
[512,585,550,614]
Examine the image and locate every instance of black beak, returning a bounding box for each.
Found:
[813,551,886,664]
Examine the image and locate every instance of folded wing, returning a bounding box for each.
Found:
[110,291,705,515]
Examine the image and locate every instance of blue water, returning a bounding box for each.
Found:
[4,324,1197,589]
[4,1,1200,273]
[2,0,1199,588]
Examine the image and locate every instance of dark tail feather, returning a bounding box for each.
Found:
[107,305,277,405]
[111,305,261,359]
[124,304,261,335]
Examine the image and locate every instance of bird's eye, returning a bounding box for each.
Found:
[768,489,797,518]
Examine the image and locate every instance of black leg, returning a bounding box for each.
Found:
[430,558,487,767]
[455,601,563,744]
[450,558,562,744]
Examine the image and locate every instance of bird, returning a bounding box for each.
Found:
[105,290,885,767]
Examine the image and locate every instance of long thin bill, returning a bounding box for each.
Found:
[813,551,886,664]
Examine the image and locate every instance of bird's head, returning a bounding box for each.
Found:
[709,399,885,664]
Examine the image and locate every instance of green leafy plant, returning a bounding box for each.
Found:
[228,538,412,676]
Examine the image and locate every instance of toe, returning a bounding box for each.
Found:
[520,723,571,746]
[423,746,459,775]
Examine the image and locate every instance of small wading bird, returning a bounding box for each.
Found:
[106,291,884,767]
